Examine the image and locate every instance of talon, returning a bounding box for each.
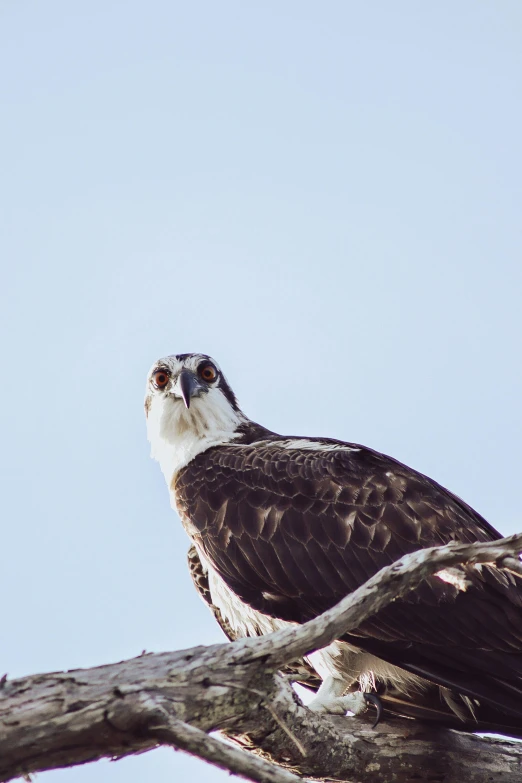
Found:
[363,693,383,728]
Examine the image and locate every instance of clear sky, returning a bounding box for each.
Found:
[1,2,522,781]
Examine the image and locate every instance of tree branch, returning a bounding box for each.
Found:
[1,534,522,783]
[148,713,308,783]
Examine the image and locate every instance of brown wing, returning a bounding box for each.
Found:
[176,438,522,720]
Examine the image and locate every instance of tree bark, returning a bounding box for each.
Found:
[2,535,522,783]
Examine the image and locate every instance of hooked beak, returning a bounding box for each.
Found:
[178,369,201,409]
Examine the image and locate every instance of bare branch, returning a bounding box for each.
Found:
[2,649,522,783]
[2,537,522,782]
[149,715,308,783]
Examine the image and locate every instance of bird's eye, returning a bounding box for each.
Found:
[152,369,170,389]
[199,364,217,382]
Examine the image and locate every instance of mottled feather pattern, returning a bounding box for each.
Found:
[175,434,522,719]
[146,353,522,733]
[176,437,507,608]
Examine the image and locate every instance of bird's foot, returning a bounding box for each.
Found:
[308,678,383,727]
[362,693,383,728]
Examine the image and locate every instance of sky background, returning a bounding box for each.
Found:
[1,1,522,781]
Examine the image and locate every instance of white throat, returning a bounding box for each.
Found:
[147,387,244,482]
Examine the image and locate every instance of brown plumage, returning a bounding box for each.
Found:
[146,352,522,736]
[176,436,522,728]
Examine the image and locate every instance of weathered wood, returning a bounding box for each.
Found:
[0,644,264,781]
[2,534,522,782]
[1,646,522,783]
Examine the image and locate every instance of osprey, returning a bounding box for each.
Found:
[145,352,522,735]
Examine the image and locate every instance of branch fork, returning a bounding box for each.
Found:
[1,534,522,783]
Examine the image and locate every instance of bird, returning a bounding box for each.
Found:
[145,352,522,736]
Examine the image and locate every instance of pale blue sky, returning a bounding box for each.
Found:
[1,2,522,781]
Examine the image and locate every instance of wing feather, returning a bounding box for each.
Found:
[175,438,522,719]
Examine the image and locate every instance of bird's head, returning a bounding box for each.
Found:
[145,353,245,480]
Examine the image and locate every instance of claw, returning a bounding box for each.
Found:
[363,693,383,728]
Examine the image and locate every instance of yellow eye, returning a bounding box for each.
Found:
[152,369,170,389]
[199,364,217,382]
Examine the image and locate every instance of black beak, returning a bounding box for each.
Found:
[178,369,200,409]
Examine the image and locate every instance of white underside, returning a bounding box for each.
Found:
[147,388,245,480]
